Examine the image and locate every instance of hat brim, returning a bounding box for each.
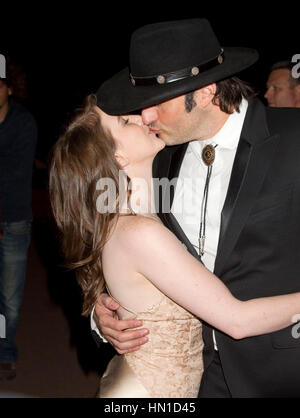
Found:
[97,47,258,115]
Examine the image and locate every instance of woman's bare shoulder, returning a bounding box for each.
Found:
[116,214,171,244]
[117,214,164,232]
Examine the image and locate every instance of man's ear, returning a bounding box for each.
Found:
[115,152,129,168]
[195,83,217,108]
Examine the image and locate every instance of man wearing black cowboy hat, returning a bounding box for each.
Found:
[93,18,300,397]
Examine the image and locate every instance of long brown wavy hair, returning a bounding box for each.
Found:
[49,94,123,316]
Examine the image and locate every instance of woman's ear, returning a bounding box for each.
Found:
[115,152,129,168]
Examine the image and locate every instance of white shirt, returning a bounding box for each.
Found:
[172,99,248,349]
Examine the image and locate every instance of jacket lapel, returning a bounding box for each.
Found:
[214,99,280,276]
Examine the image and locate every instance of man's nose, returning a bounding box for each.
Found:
[264,88,272,101]
[141,107,158,125]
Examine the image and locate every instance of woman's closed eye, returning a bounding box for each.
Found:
[120,117,130,125]
[118,116,130,125]
[120,115,142,126]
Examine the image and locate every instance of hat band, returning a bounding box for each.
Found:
[130,49,224,87]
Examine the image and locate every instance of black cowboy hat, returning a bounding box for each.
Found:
[97,18,258,115]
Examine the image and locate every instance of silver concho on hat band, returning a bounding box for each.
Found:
[191,67,200,76]
[130,49,224,86]
[156,75,166,84]
[130,74,136,86]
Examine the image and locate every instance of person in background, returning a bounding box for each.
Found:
[0,58,37,380]
[264,59,300,107]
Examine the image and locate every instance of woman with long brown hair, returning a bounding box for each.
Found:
[49,94,300,398]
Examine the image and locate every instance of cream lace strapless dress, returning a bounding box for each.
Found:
[98,292,204,398]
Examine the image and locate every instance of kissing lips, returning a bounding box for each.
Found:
[149,128,161,137]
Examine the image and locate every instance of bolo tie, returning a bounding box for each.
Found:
[198,144,218,257]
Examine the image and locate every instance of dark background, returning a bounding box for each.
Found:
[1,5,299,379]
[1,6,299,162]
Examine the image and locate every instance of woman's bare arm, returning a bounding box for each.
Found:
[119,217,300,340]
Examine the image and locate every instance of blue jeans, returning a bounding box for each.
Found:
[0,220,31,363]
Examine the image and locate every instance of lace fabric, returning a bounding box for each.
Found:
[99,291,204,398]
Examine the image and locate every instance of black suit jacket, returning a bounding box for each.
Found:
[152,98,300,397]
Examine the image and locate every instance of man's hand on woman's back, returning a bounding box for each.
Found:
[94,293,149,354]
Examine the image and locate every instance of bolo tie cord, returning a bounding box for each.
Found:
[198,144,218,257]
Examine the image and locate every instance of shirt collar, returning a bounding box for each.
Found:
[189,98,248,155]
